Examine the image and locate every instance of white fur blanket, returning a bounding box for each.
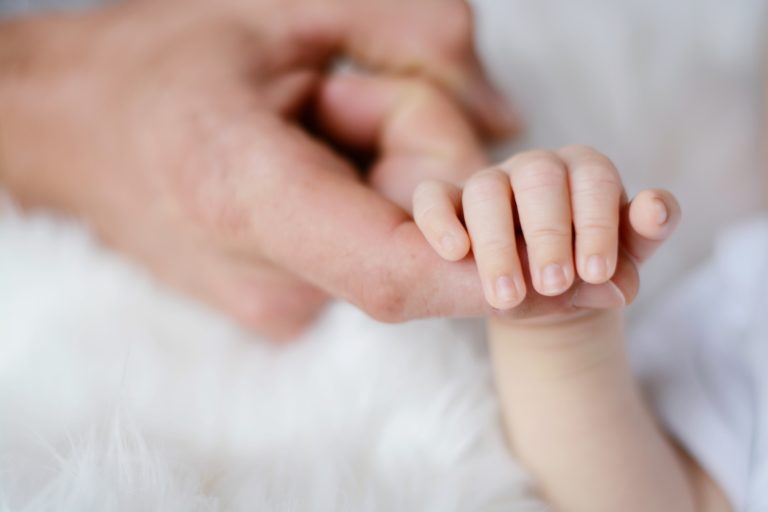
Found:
[1,0,766,509]
[0,208,541,511]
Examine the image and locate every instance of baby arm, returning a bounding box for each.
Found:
[413,145,729,511]
[489,310,697,512]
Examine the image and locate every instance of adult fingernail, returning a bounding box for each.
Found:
[653,198,668,225]
[541,264,567,295]
[571,281,626,309]
[495,275,522,306]
[585,255,608,282]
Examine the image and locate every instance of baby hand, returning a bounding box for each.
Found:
[413,145,680,320]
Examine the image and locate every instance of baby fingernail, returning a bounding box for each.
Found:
[653,198,668,225]
[495,275,521,305]
[571,281,626,309]
[541,264,567,294]
[585,255,608,282]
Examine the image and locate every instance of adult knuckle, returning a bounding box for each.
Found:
[173,171,252,240]
[211,201,253,239]
[171,118,261,239]
[357,269,408,323]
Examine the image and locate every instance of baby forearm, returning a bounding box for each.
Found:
[488,311,696,512]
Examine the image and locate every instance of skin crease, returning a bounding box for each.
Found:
[0,0,517,339]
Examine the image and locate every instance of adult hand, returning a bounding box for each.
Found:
[0,0,519,338]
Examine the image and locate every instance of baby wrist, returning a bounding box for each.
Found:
[487,310,627,382]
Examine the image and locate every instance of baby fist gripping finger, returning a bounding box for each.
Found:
[412,146,681,317]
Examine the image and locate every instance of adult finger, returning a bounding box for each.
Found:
[214,115,486,322]
[133,231,329,341]
[270,0,521,138]
[313,73,487,210]
[214,0,521,138]
[206,260,330,341]
[324,0,522,139]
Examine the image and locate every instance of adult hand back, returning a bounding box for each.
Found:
[0,0,518,338]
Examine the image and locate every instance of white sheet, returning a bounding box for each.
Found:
[630,218,768,510]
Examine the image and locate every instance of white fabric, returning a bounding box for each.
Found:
[630,218,768,511]
[0,206,544,511]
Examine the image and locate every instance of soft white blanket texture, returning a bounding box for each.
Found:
[0,208,542,511]
[1,0,767,509]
